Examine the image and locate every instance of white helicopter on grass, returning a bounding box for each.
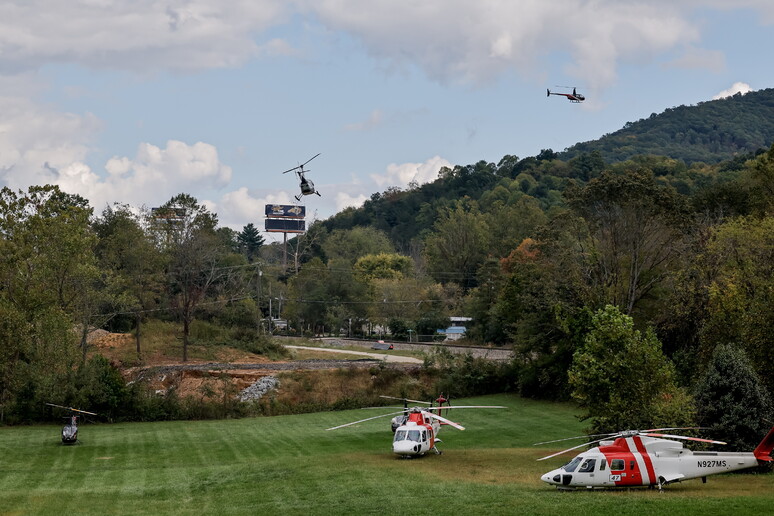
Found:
[536,426,774,490]
[326,395,505,458]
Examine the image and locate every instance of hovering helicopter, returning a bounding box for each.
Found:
[46,403,97,445]
[536,426,774,490]
[547,87,585,103]
[326,395,505,458]
[282,153,322,201]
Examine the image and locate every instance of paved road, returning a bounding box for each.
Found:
[284,345,424,364]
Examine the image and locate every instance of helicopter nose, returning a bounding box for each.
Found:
[541,470,559,485]
[393,441,420,455]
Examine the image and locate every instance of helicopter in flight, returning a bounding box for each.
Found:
[282,153,322,201]
[326,395,505,458]
[547,87,585,103]
[536,426,774,490]
[46,403,97,445]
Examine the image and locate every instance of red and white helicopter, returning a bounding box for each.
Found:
[547,87,585,103]
[326,395,505,458]
[536,426,774,490]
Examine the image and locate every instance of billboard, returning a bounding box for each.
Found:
[150,207,186,227]
[265,219,305,233]
[265,204,305,219]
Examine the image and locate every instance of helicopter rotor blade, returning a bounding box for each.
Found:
[426,405,506,410]
[422,411,465,431]
[46,403,97,416]
[282,165,301,174]
[301,153,321,167]
[325,410,406,431]
[641,427,710,433]
[379,395,432,405]
[533,432,617,446]
[640,432,726,445]
[536,436,612,461]
[536,427,725,461]
[534,427,710,447]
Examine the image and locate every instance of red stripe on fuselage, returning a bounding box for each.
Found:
[631,436,656,485]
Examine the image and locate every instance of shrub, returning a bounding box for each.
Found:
[694,343,773,450]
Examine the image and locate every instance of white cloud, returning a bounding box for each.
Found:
[0,0,290,73]
[335,191,367,212]
[696,1,774,24]
[666,46,725,73]
[0,80,102,189]
[1,131,233,213]
[305,1,699,89]
[213,187,294,228]
[713,82,753,100]
[370,156,451,189]
[344,109,384,132]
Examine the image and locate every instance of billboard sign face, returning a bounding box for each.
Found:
[265,204,305,219]
[151,207,186,226]
[265,218,305,233]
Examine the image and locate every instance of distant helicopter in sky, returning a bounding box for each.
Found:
[547,87,585,103]
[282,153,322,201]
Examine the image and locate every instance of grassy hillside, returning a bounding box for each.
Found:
[2,395,772,515]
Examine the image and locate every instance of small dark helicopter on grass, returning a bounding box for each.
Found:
[282,153,322,201]
[46,403,97,445]
[547,87,585,103]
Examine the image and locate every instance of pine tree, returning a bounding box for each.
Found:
[238,223,264,263]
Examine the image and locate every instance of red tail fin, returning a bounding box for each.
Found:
[753,426,774,461]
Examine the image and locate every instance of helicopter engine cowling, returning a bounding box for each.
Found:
[391,415,408,432]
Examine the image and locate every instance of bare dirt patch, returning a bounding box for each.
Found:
[89,331,391,400]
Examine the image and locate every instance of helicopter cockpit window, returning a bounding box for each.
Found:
[563,457,583,473]
[394,430,407,442]
[422,430,427,442]
[407,430,421,442]
[578,458,596,473]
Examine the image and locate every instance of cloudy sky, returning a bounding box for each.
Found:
[1,1,772,237]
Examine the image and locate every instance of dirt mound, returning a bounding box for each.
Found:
[89,331,280,399]
[89,331,385,401]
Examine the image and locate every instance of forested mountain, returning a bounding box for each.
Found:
[318,88,774,250]
[560,87,774,164]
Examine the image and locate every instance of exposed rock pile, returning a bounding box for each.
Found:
[239,376,279,402]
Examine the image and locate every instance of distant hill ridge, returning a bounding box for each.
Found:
[559,87,774,164]
[319,87,774,247]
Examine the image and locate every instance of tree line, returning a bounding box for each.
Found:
[304,144,774,444]
[1,143,773,444]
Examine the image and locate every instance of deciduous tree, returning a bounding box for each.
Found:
[565,170,691,314]
[569,305,694,432]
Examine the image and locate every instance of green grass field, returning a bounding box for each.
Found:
[1,394,772,515]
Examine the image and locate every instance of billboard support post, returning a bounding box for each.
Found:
[265,204,306,272]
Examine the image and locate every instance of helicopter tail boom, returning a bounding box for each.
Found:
[754,426,774,462]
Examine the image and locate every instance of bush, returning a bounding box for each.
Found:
[72,355,129,421]
[425,347,518,398]
[694,343,773,450]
